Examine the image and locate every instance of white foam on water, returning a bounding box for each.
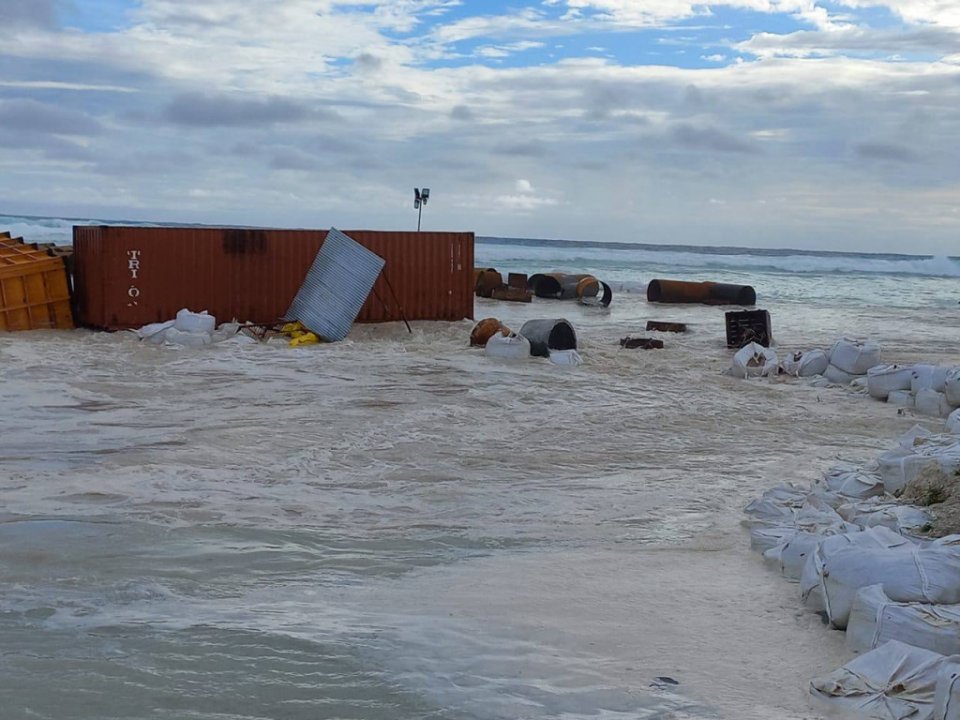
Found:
[1,224,959,718]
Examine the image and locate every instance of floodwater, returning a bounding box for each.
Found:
[1,287,957,719]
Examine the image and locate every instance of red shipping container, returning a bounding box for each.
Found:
[72,226,474,330]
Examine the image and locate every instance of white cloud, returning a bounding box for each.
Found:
[0,0,959,251]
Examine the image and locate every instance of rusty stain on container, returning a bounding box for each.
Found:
[73,226,474,330]
[1,234,74,330]
[470,317,511,346]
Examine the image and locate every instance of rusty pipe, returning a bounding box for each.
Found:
[647,279,755,306]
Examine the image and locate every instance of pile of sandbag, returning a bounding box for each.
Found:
[134,309,246,347]
[745,418,960,719]
[824,337,883,385]
[734,338,882,384]
[876,425,960,496]
[730,342,778,378]
[861,363,960,418]
[908,366,960,419]
[780,349,829,377]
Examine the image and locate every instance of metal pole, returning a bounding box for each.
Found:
[417,203,422,232]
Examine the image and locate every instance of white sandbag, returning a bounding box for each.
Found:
[919,389,954,419]
[751,525,795,553]
[878,450,939,496]
[163,327,212,347]
[485,333,531,360]
[901,424,937,448]
[766,524,860,581]
[810,640,944,719]
[948,410,960,435]
[934,658,960,720]
[868,364,916,400]
[837,499,932,534]
[829,338,883,376]
[781,349,829,377]
[731,342,778,378]
[135,320,175,341]
[817,466,885,500]
[174,308,216,334]
[743,491,844,529]
[825,363,858,385]
[913,365,952,395]
[847,584,960,656]
[889,390,916,408]
[821,535,960,629]
[549,349,583,366]
[801,527,914,615]
[946,369,960,407]
[211,322,241,343]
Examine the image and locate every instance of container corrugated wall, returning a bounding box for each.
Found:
[72,226,474,330]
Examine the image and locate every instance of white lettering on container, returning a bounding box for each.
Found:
[127,249,142,306]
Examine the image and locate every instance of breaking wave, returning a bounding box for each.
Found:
[478,238,960,279]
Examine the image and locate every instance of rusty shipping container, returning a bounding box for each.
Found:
[72,226,475,330]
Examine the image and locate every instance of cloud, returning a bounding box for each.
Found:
[738,26,960,58]
[1,0,960,251]
[163,93,321,127]
[670,123,757,153]
[0,98,102,135]
[855,141,918,162]
[0,0,58,29]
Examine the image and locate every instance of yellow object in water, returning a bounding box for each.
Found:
[280,321,305,334]
[289,331,320,347]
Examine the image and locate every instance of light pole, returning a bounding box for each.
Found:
[414,187,430,231]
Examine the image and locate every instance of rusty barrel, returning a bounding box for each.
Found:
[646,279,755,306]
[529,273,599,300]
[474,268,503,297]
[470,317,511,346]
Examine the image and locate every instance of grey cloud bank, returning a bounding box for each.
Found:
[0,0,959,253]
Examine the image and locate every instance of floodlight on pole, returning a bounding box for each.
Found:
[414,187,430,231]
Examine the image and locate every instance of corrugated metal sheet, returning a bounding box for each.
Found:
[283,228,385,341]
[72,226,474,330]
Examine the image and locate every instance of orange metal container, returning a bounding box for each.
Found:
[0,252,74,331]
[73,226,475,330]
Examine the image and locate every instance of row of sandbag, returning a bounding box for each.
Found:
[733,337,960,424]
[864,363,960,420]
[745,422,960,718]
[782,340,960,420]
[731,337,880,380]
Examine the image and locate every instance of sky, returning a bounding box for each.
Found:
[1,0,959,252]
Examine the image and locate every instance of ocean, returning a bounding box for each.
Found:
[2,213,959,719]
